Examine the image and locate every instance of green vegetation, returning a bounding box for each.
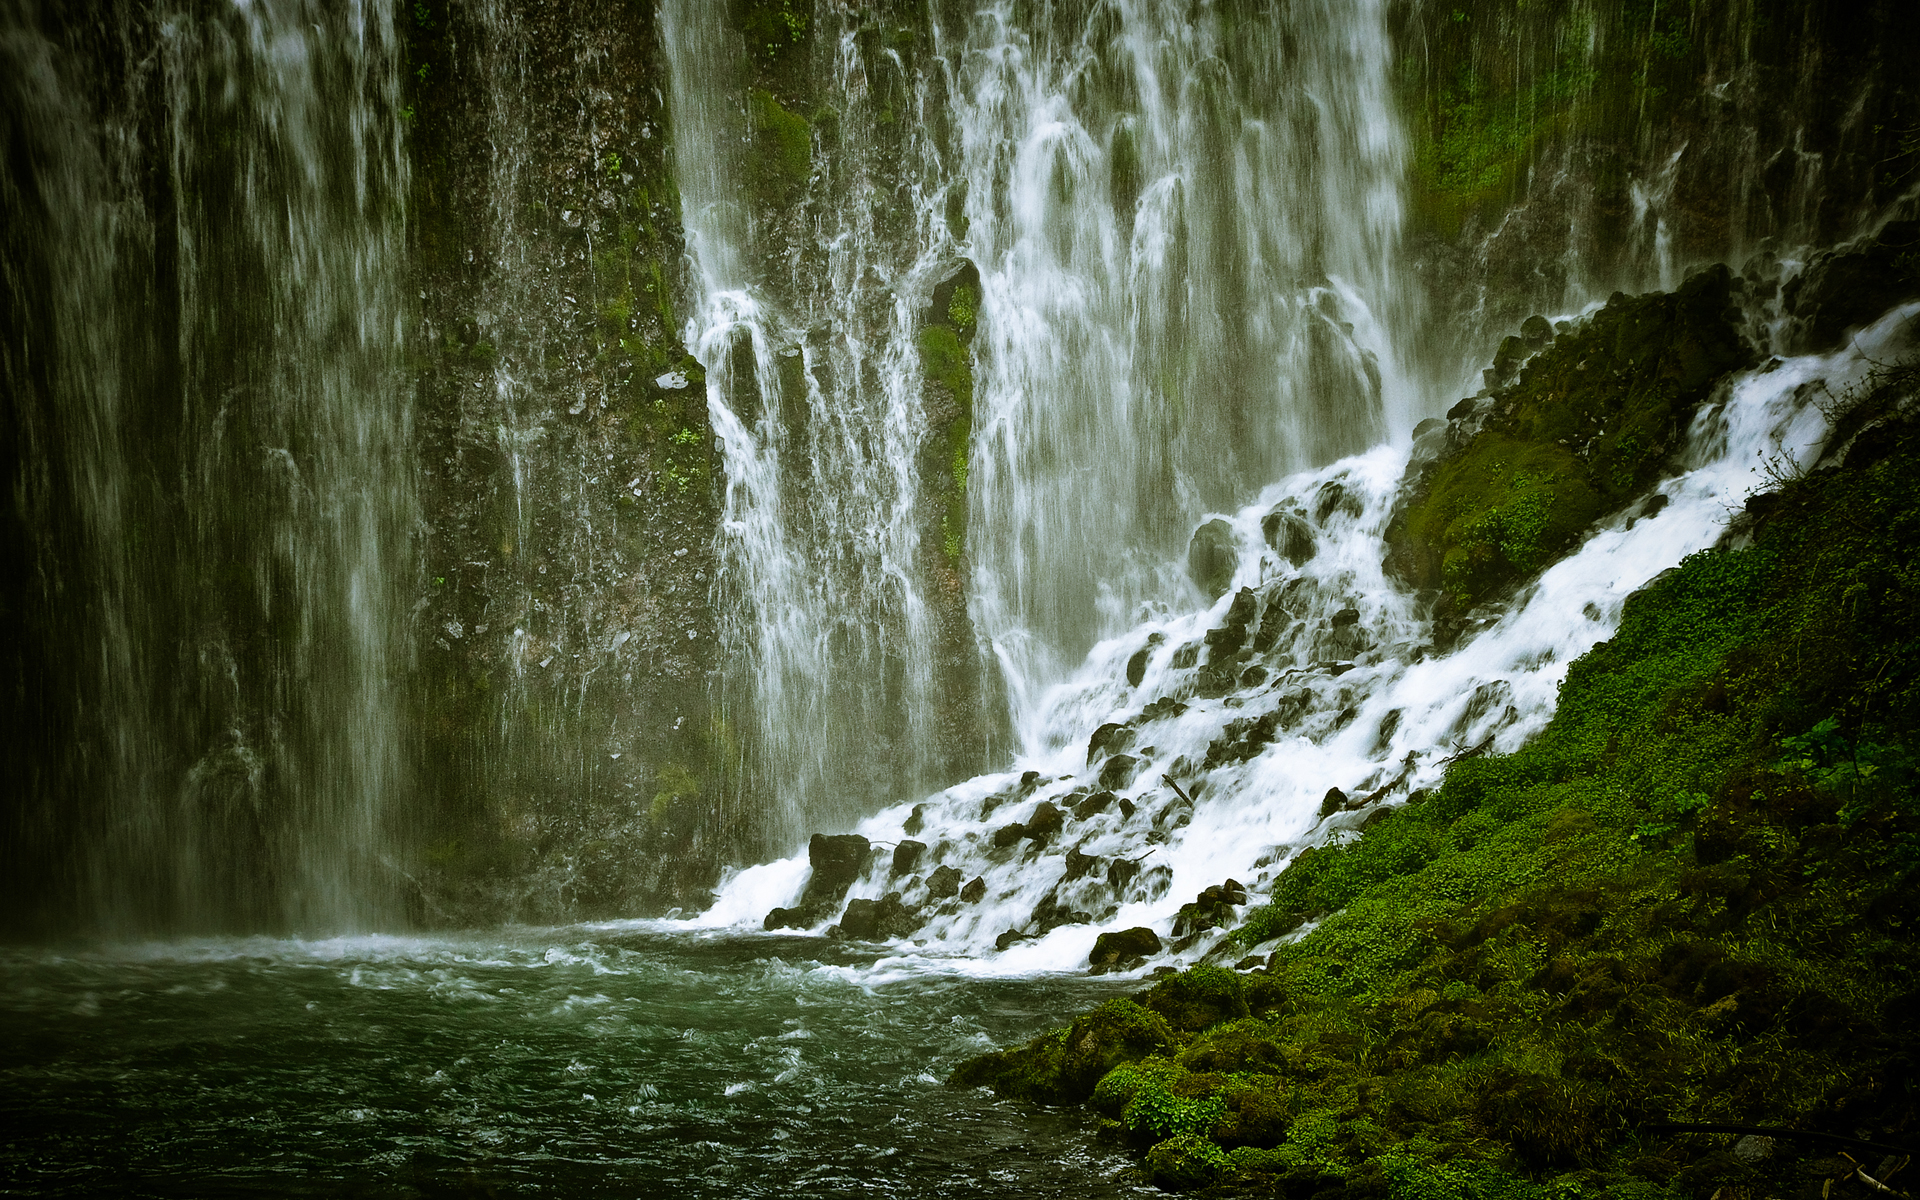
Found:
[750,89,812,193]
[1386,267,1752,610]
[954,354,1920,1195]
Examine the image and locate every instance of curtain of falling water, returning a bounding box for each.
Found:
[957,0,1414,726]
[663,0,957,853]
[0,0,412,934]
[661,0,1414,847]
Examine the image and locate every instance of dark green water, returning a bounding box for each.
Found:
[0,926,1149,1197]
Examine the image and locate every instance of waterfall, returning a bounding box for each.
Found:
[664,0,971,853]
[662,0,1416,852]
[954,0,1414,732]
[0,0,412,934]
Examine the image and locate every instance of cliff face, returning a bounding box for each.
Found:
[400,0,725,921]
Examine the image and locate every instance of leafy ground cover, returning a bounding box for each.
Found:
[954,352,1920,1196]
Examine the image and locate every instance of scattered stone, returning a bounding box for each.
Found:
[903,803,926,836]
[1170,643,1199,669]
[1108,858,1141,891]
[1086,721,1134,763]
[994,928,1032,952]
[1241,665,1268,687]
[838,897,882,940]
[1072,790,1117,821]
[926,863,962,900]
[991,822,1028,848]
[891,839,926,877]
[1732,1135,1775,1164]
[802,833,869,907]
[1098,754,1143,790]
[1126,646,1151,687]
[1064,846,1103,882]
[1319,787,1349,818]
[1263,507,1317,565]
[1024,801,1064,843]
[960,875,987,903]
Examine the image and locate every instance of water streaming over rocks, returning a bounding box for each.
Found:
[1,0,413,934]
[706,303,1917,968]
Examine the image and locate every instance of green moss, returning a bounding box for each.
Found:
[1388,267,1752,608]
[750,89,812,192]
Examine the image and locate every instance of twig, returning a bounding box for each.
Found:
[1165,776,1196,807]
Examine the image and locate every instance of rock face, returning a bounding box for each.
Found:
[1784,220,1920,353]
[401,0,723,923]
[1384,267,1754,614]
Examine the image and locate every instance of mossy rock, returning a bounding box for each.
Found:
[749,88,811,195]
[948,998,1174,1105]
[1142,1132,1231,1191]
[1387,266,1753,608]
[1141,965,1250,1032]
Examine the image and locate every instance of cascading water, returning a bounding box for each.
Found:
[958,0,1416,708]
[0,0,412,934]
[706,302,1916,963]
[663,0,1419,852]
[664,0,982,852]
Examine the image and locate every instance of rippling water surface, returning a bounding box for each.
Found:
[1,926,1148,1197]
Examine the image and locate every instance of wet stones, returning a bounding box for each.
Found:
[1087,722,1135,763]
[1089,926,1162,973]
[1126,646,1151,687]
[903,803,926,836]
[1098,754,1143,791]
[960,875,987,903]
[1063,846,1103,882]
[891,839,926,877]
[1024,801,1064,843]
[763,832,871,929]
[1187,518,1238,598]
[1169,644,1200,669]
[1072,790,1117,821]
[1319,787,1349,818]
[1261,506,1316,566]
[1140,696,1187,722]
[926,863,962,900]
[1250,595,1290,653]
[833,892,924,942]
[1170,879,1248,938]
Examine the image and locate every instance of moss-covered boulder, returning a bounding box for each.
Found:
[1141,964,1250,1032]
[1143,1133,1231,1191]
[948,998,1174,1105]
[1386,266,1753,610]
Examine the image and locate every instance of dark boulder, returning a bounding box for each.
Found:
[903,803,926,836]
[802,833,870,909]
[763,906,809,931]
[1187,519,1238,598]
[1089,926,1162,968]
[994,927,1033,951]
[1086,721,1134,763]
[992,822,1028,848]
[1073,790,1117,821]
[1262,507,1317,566]
[1126,646,1150,687]
[960,875,987,903]
[891,839,926,877]
[1098,754,1143,791]
[1024,801,1064,843]
[1319,786,1349,817]
[1784,220,1920,352]
[927,863,962,899]
[838,897,882,940]
[1064,846,1103,882]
